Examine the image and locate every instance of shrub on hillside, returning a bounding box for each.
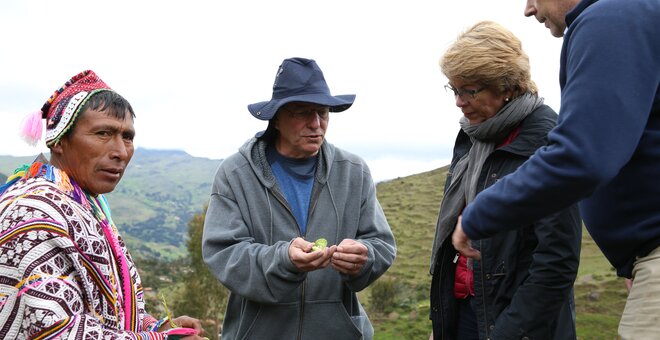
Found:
[370,276,398,314]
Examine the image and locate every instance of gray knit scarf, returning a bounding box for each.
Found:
[430,92,543,273]
[459,93,544,203]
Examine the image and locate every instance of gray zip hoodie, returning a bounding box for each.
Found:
[202,137,396,340]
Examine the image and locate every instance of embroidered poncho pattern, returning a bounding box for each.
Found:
[0,163,166,339]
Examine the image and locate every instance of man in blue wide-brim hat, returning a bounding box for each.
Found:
[202,57,397,340]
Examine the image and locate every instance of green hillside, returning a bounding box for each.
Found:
[0,155,38,176]
[0,152,626,338]
[106,148,221,259]
[363,167,627,339]
[0,149,222,260]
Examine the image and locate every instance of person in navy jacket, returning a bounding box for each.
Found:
[452,1,660,338]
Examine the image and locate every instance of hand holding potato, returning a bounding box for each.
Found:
[288,237,336,272]
[311,238,328,251]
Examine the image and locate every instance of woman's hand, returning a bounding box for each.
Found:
[452,216,481,260]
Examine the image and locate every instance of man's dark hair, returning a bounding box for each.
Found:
[63,90,135,138]
[81,90,135,119]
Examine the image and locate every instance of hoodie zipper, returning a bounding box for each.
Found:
[269,188,303,234]
[266,160,325,339]
[269,187,310,340]
[297,182,324,340]
[297,282,306,340]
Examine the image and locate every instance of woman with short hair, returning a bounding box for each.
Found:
[429,21,581,340]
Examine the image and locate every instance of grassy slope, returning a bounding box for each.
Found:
[367,167,626,339]
[365,167,447,339]
[107,149,221,259]
[1,153,626,337]
[574,228,627,339]
[0,150,221,260]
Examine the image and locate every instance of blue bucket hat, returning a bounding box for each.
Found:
[248,57,356,120]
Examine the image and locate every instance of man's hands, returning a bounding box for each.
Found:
[331,239,368,275]
[451,216,481,261]
[288,237,368,275]
[289,237,337,272]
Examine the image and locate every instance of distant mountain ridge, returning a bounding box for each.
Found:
[0,148,222,259]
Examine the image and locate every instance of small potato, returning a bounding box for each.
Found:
[311,238,328,252]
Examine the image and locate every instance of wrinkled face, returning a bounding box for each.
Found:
[524,0,579,37]
[51,108,135,196]
[449,79,510,125]
[274,102,329,158]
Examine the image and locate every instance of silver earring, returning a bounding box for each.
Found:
[505,98,510,102]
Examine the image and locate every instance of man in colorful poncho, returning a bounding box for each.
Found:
[0,70,204,339]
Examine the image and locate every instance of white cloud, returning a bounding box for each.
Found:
[0,0,563,180]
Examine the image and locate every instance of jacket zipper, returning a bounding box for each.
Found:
[269,187,317,340]
[307,181,322,226]
[270,188,303,235]
[478,239,489,337]
[436,246,450,340]
[298,282,306,339]
[478,165,493,337]
[298,184,323,339]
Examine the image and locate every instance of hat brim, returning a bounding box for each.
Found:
[248,93,356,120]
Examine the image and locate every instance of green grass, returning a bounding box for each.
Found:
[364,167,626,339]
[0,150,220,253]
[2,151,625,337]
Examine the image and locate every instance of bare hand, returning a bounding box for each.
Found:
[331,239,368,275]
[451,216,481,261]
[171,316,204,332]
[288,237,337,272]
[625,278,633,293]
[160,315,206,339]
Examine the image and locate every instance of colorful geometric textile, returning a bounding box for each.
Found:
[0,162,165,339]
[40,70,111,146]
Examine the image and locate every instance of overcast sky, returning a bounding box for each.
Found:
[0,0,563,181]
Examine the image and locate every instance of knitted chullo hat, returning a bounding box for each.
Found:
[21,70,112,147]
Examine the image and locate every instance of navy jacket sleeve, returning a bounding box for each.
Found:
[462,2,660,240]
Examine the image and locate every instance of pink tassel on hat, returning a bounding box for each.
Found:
[19,110,44,146]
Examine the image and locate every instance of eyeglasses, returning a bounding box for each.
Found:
[281,106,330,121]
[444,84,485,101]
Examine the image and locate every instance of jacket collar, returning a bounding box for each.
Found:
[241,137,333,188]
[455,106,550,159]
[566,0,599,28]
[496,126,544,157]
